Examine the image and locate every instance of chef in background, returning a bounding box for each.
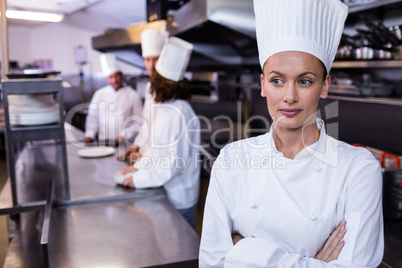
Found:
[118,29,169,161]
[199,0,383,266]
[118,37,201,227]
[84,53,142,145]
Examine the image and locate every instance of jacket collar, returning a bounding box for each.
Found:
[267,118,328,161]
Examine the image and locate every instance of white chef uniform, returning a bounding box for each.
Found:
[133,99,200,210]
[133,29,168,150]
[199,119,384,267]
[84,85,142,141]
[133,81,154,154]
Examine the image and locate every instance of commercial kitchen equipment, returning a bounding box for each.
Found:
[91,0,258,71]
[0,124,200,267]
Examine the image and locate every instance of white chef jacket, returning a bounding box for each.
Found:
[133,99,201,210]
[199,119,384,267]
[133,81,154,154]
[85,85,142,141]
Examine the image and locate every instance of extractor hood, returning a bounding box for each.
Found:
[91,0,259,71]
[92,20,168,70]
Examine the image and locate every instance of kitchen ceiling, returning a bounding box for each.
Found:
[6,0,147,34]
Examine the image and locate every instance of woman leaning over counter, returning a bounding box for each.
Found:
[199,0,384,267]
[118,37,201,227]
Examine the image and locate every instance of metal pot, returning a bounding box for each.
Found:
[336,45,353,60]
[375,48,394,60]
[353,46,375,60]
[388,25,402,43]
[352,46,394,60]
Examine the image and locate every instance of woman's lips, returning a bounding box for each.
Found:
[279,108,302,117]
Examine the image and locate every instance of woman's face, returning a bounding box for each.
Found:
[143,56,159,75]
[260,51,330,130]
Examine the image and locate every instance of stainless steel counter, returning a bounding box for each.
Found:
[0,124,200,267]
[3,195,200,268]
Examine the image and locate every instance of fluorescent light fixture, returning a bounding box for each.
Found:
[6,10,64,23]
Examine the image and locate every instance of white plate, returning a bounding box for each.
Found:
[10,118,59,125]
[9,110,60,126]
[9,103,59,114]
[8,94,55,107]
[9,111,59,119]
[77,146,115,158]
[10,118,59,126]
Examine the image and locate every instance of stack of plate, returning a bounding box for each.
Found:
[8,94,60,126]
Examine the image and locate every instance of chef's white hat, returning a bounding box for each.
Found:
[254,0,348,73]
[100,53,119,77]
[155,37,193,82]
[141,29,169,57]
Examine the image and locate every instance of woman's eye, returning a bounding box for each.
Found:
[271,78,283,85]
[299,79,312,85]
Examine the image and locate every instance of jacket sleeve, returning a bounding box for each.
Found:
[84,90,101,138]
[199,150,384,268]
[333,149,384,267]
[120,90,143,140]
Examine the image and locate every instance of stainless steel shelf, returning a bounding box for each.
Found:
[1,78,70,206]
[327,94,402,106]
[348,0,402,13]
[332,60,402,68]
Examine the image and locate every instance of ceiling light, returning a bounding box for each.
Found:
[5,10,64,22]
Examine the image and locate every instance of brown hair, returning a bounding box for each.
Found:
[149,71,191,103]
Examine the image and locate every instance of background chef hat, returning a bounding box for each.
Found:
[155,37,193,82]
[100,53,120,77]
[254,0,348,73]
[141,29,169,57]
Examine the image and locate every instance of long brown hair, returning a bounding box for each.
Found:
[149,71,191,103]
